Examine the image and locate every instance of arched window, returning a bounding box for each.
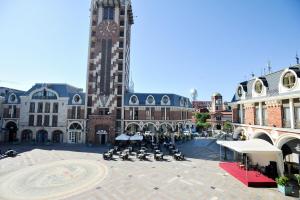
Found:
[69,123,82,130]
[9,94,17,103]
[282,71,296,89]
[146,95,155,105]
[32,89,58,100]
[161,95,170,105]
[73,94,81,104]
[129,95,139,105]
[254,80,263,94]
[237,86,243,97]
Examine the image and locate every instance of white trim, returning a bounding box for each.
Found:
[161,95,170,106]
[279,68,299,94]
[129,95,139,105]
[146,95,155,105]
[252,78,267,98]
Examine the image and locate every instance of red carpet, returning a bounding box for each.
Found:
[219,162,277,187]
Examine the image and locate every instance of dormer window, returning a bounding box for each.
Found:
[237,86,243,97]
[73,94,81,104]
[161,95,170,105]
[283,71,296,89]
[129,95,139,105]
[254,80,263,94]
[146,95,155,105]
[9,94,16,102]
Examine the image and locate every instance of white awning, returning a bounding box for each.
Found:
[115,134,130,141]
[129,134,143,141]
[217,139,281,153]
[217,139,284,176]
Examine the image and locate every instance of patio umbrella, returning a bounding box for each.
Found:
[129,134,143,141]
[115,134,130,141]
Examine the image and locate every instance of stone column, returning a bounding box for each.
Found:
[239,104,244,124]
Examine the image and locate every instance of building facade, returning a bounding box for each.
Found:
[124,93,193,133]
[231,63,300,175]
[1,84,86,144]
[85,0,134,145]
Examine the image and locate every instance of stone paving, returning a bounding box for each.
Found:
[0,139,296,200]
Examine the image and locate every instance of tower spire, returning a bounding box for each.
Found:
[296,52,299,65]
[267,60,272,74]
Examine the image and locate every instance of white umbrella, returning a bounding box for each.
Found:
[129,134,143,141]
[115,134,130,141]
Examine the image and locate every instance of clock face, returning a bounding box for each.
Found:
[98,21,118,39]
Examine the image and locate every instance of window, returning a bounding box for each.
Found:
[146,108,151,120]
[255,105,260,125]
[103,6,114,20]
[130,95,138,104]
[162,96,169,105]
[118,75,122,83]
[134,107,139,120]
[295,106,300,128]
[262,104,267,126]
[119,41,124,48]
[77,106,81,119]
[151,108,155,120]
[161,108,165,120]
[283,71,296,89]
[9,94,16,102]
[116,109,121,119]
[254,80,263,94]
[166,108,170,120]
[44,115,50,127]
[45,103,50,113]
[29,115,34,126]
[37,102,43,113]
[129,107,134,120]
[120,20,124,26]
[117,97,122,107]
[74,95,81,103]
[147,96,155,104]
[53,103,59,113]
[29,102,35,113]
[120,31,124,37]
[237,86,243,97]
[117,86,122,95]
[71,106,76,119]
[283,106,291,128]
[52,115,58,127]
[37,115,43,126]
[118,63,123,71]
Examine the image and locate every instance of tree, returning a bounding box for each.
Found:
[223,121,233,133]
[194,113,211,131]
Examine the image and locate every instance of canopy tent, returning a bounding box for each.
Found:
[129,134,143,141]
[217,139,284,176]
[115,134,130,141]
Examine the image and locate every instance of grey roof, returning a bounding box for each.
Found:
[232,64,300,102]
[0,87,25,104]
[124,92,192,108]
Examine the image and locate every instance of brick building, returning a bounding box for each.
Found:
[0,84,86,144]
[231,63,300,175]
[192,93,232,130]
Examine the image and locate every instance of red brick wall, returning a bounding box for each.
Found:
[245,106,255,125]
[154,111,161,120]
[139,110,146,120]
[267,105,282,128]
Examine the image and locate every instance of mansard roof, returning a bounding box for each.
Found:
[232,64,300,102]
[124,92,192,108]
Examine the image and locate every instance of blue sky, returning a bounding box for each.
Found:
[0,0,299,101]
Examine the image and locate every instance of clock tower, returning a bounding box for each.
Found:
[85,0,134,144]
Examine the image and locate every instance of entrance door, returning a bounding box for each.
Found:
[52,131,63,143]
[37,130,48,144]
[69,131,81,144]
[101,134,106,145]
[5,122,18,143]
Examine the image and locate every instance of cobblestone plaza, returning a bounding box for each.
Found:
[0,139,292,200]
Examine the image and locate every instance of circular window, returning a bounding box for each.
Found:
[237,86,243,97]
[74,95,81,103]
[254,81,263,94]
[10,94,16,102]
[130,96,137,104]
[283,71,296,89]
[162,96,169,104]
[147,96,154,104]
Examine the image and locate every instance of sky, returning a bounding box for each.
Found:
[0,0,299,101]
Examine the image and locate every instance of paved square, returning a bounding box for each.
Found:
[0,139,294,200]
